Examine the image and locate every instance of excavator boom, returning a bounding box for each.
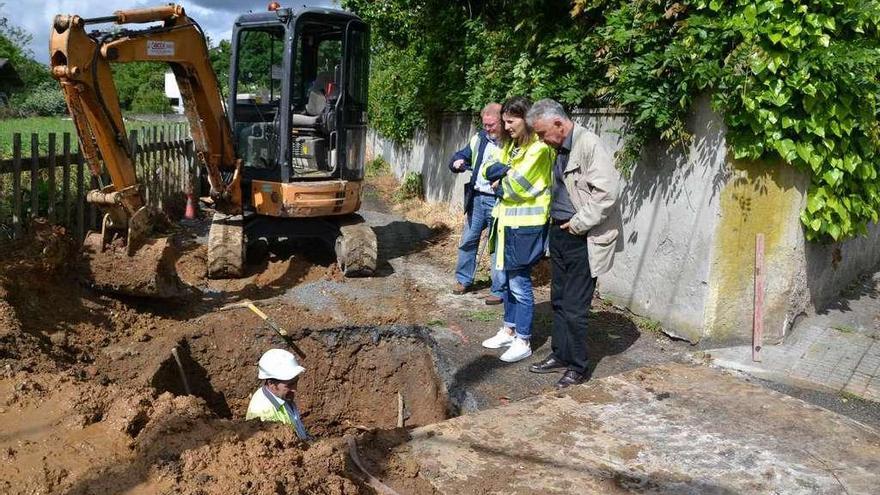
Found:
[50,4,243,297]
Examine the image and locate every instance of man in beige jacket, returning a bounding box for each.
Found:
[526,99,621,388]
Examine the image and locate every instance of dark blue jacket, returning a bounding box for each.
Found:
[448,130,494,214]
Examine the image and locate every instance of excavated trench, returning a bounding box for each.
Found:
[1,222,455,493]
[150,324,451,437]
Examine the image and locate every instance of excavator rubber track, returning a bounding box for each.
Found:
[80,232,188,298]
[207,212,246,279]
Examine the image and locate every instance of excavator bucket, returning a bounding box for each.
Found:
[79,208,188,298]
[81,233,187,298]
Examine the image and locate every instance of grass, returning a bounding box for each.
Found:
[365,156,391,178]
[467,309,501,322]
[0,117,77,158]
[0,115,185,159]
[634,315,664,335]
[394,171,424,202]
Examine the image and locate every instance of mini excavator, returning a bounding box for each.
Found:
[50,2,376,297]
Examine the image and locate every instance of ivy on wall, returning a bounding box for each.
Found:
[344,0,880,242]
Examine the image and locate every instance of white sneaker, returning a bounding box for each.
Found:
[500,337,532,363]
[482,327,515,349]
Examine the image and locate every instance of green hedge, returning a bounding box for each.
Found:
[344,0,880,242]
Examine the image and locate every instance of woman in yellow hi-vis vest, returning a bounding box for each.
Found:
[480,97,554,363]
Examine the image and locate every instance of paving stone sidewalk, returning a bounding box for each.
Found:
[707,272,880,402]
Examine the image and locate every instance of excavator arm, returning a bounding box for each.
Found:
[50,4,243,297]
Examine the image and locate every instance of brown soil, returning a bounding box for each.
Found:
[175,241,344,296]
[0,218,448,494]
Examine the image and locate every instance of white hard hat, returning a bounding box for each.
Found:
[257,349,305,380]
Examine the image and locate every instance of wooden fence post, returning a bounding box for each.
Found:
[30,133,39,219]
[152,125,161,211]
[47,133,56,223]
[12,133,21,238]
[76,149,85,242]
[62,133,71,229]
[129,129,139,197]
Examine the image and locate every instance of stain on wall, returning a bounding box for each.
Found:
[703,159,807,343]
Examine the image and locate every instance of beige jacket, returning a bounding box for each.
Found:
[562,124,622,277]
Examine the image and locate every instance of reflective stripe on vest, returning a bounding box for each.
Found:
[470,134,479,165]
[507,205,547,217]
[507,169,545,198]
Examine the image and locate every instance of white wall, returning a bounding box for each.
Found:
[366,98,880,345]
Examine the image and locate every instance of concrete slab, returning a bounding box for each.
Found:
[399,363,880,494]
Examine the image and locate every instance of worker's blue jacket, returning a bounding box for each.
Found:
[448,130,495,214]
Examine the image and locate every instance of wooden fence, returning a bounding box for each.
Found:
[0,123,194,242]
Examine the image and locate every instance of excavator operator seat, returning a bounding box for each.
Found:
[291,72,332,127]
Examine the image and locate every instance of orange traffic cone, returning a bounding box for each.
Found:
[184,192,197,219]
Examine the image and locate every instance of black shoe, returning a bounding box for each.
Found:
[529,354,567,374]
[556,370,587,389]
[484,295,503,305]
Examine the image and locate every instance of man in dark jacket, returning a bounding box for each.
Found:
[450,103,506,303]
[526,99,622,388]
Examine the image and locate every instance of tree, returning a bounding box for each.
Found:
[209,38,232,96]
[112,62,168,112]
[0,4,50,90]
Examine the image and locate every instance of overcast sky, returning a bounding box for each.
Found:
[6,0,341,62]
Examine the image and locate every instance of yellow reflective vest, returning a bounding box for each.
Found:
[245,386,312,440]
[484,134,554,270]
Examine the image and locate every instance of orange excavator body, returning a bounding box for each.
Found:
[50,4,376,297]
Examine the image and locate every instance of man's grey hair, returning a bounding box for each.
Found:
[480,102,502,118]
[526,98,569,125]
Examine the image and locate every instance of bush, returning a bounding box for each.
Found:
[131,88,171,114]
[394,172,423,202]
[345,0,880,243]
[365,157,391,177]
[11,82,68,116]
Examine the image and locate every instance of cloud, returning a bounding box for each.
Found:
[5,0,275,63]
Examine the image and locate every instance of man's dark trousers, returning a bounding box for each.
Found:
[549,223,596,375]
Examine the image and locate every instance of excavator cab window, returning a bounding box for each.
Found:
[233,26,285,170]
[288,21,345,178]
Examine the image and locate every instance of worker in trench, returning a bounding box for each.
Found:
[245,348,313,441]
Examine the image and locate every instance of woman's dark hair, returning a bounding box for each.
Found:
[501,96,532,119]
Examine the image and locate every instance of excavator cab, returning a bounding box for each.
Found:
[228,7,369,211]
[204,6,376,279]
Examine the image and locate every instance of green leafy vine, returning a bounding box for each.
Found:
[343,0,880,242]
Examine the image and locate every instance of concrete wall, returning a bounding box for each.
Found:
[366,97,880,345]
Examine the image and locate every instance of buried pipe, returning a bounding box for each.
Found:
[347,436,402,495]
[170,347,192,395]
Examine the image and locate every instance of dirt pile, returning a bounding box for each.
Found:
[0,219,80,370]
[0,370,367,494]
[67,393,367,495]
[1,323,449,494]
[0,214,453,494]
